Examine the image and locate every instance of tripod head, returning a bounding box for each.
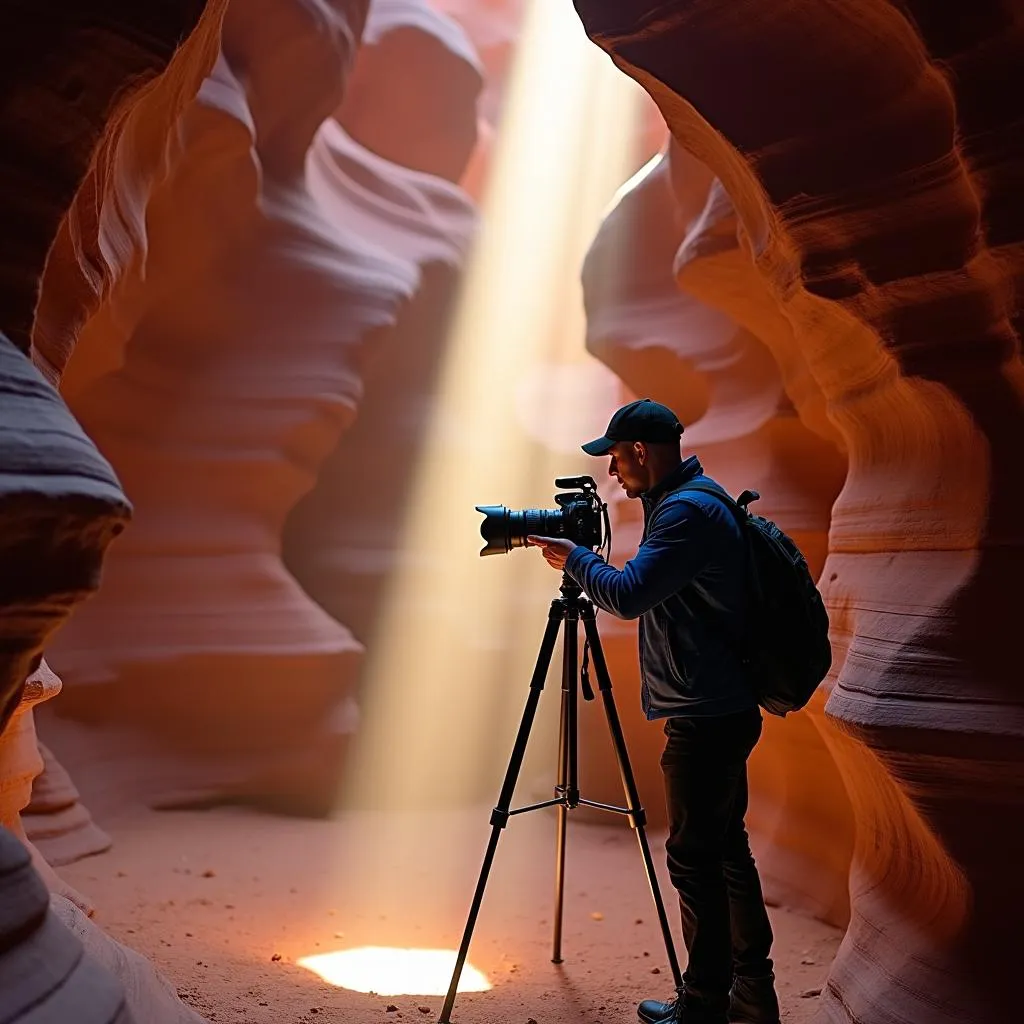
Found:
[550,573,595,701]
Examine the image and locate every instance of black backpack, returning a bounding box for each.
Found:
[680,482,832,716]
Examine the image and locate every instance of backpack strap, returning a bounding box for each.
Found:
[675,481,760,517]
[649,478,757,530]
[675,481,764,611]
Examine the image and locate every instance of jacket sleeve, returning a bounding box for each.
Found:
[564,499,716,619]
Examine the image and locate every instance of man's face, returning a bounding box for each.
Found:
[607,441,646,498]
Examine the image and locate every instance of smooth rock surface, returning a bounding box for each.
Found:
[573,1,1024,1019]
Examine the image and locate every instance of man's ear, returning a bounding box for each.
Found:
[634,441,645,464]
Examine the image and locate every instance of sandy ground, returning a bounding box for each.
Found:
[58,799,842,1024]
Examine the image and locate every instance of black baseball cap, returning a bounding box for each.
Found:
[581,398,683,456]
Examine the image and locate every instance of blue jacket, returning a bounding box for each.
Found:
[564,456,756,719]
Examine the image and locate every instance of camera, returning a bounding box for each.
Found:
[475,476,610,557]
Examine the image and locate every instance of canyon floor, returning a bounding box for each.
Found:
[57,786,842,1024]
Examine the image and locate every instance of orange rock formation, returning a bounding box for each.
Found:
[573,1,1024,1019]
[580,140,853,927]
[431,0,527,197]
[23,740,112,868]
[283,0,480,643]
[0,1,226,1019]
[45,0,480,815]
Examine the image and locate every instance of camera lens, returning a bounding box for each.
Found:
[475,505,565,556]
[475,478,604,558]
[509,509,564,549]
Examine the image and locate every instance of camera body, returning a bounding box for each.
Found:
[476,476,607,557]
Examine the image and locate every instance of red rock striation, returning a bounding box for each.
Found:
[342,0,482,181]
[573,1,1024,1020]
[0,659,96,915]
[283,0,479,643]
[580,141,853,926]
[0,339,130,736]
[0,828,133,1024]
[29,5,227,387]
[0,2,224,1019]
[671,174,853,930]
[430,0,527,198]
[23,741,112,868]
[0,1,221,365]
[19,0,226,884]
[47,0,479,814]
[0,328,126,918]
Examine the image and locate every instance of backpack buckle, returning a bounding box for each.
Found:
[737,489,760,511]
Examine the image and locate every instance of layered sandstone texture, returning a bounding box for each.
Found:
[0,825,208,1024]
[0,1,225,1019]
[19,0,226,871]
[573,1,1024,1021]
[283,0,480,642]
[46,0,479,814]
[0,307,129,752]
[0,828,133,1024]
[430,0,525,197]
[580,140,852,927]
[0,660,96,915]
[0,319,129,924]
[0,1,221,371]
[23,741,112,868]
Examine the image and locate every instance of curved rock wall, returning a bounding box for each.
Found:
[0,828,133,1024]
[46,0,480,815]
[0,0,222,736]
[23,740,112,868]
[671,176,853,929]
[0,2,224,1019]
[0,1,221,364]
[431,0,526,198]
[0,335,130,793]
[282,0,480,643]
[46,0,388,814]
[580,140,853,925]
[21,0,227,868]
[342,0,481,180]
[573,1,1024,1020]
[29,4,227,386]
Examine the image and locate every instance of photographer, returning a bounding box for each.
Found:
[528,398,780,1024]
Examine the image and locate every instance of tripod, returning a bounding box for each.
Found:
[438,573,682,1023]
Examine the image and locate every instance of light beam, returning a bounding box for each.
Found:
[340,0,645,819]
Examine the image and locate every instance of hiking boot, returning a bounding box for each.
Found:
[729,973,781,1024]
[637,992,727,1024]
[637,996,677,1024]
[638,975,779,1024]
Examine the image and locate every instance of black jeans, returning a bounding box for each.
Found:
[660,707,774,1011]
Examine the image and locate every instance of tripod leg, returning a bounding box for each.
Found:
[552,731,567,964]
[438,605,564,1024]
[552,607,578,963]
[581,610,683,990]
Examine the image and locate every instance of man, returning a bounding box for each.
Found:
[527,398,779,1024]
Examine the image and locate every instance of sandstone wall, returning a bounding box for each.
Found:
[282,0,481,646]
[0,2,227,1018]
[44,0,479,815]
[580,140,853,927]
[573,1,1024,1019]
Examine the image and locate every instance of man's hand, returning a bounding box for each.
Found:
[527,535,578,571]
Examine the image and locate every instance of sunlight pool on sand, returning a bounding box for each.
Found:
[297,947,491,996]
